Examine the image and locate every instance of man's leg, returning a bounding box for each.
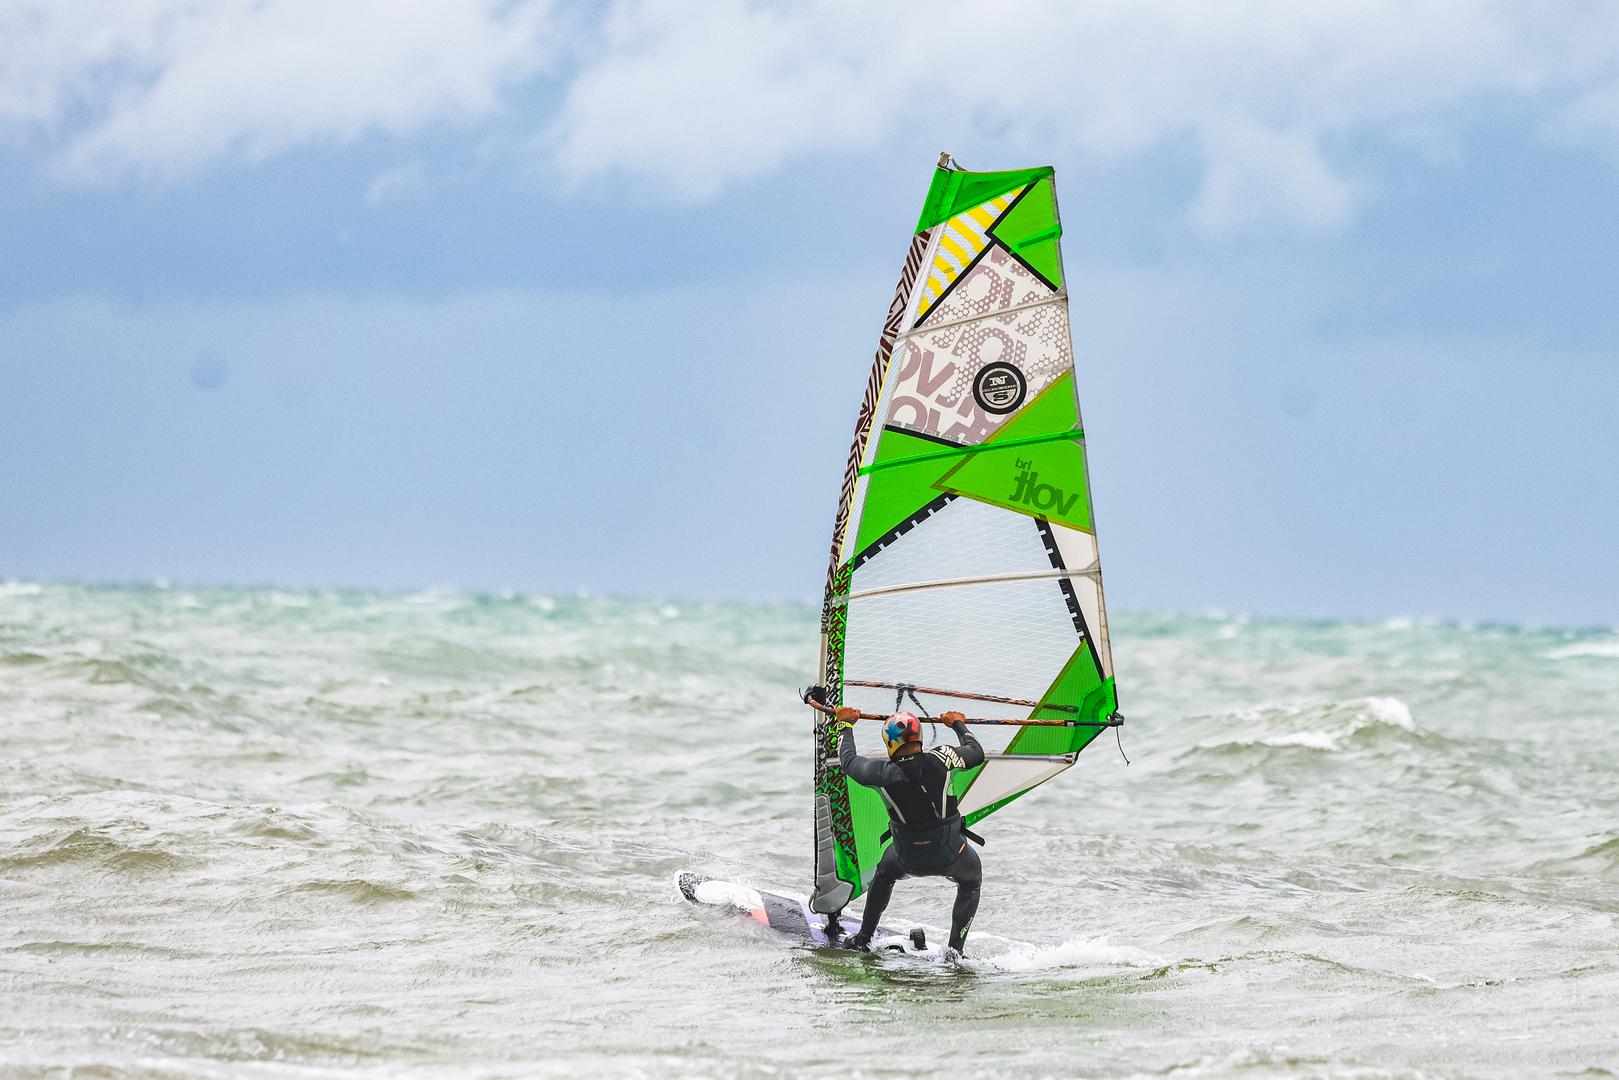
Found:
[850,848,906,944]
[943,845,982,954]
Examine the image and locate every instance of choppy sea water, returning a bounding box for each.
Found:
[1,582,1616,1079]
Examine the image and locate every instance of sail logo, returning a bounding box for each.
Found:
[973,362,1026,414]
[1009,457,1079,515]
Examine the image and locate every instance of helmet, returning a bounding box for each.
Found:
[882,712,923,757]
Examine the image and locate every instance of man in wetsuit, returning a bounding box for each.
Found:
[831,705,985,956]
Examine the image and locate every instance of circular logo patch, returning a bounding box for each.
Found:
[972,362,1027,414]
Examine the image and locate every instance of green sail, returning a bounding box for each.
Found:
[811,156,1117,913]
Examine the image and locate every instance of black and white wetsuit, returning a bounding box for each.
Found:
[838,720,986,953]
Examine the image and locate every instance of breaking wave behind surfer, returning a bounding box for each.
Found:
[829,704,985,955]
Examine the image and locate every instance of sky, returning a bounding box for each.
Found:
[2,0,1618,626]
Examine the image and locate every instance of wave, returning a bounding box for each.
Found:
[970,935,1164,974]
[1533,836,1619,877]
[1117,1049,1353,1079]
[279,878,419,904]
[0,824,193,874]
[1545,640,1619,659]
[1182,695,1418,757]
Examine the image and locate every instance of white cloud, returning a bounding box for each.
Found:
[544,0,909,200]
[1189,117,1361,233]
[0,0,553,183]
[4,0,1619,231]
[1548,76,1619,149]
[546,0,1619,232]
[363,160,430,207]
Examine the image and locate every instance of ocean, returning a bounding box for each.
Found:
[1,582,1616,1078]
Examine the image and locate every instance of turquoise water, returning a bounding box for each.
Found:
[1,582,1616,1078]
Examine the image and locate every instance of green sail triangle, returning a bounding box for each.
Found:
[851,428,956,558]
[988,175,1063,290]
[1007,645,1113,755]
[934,373,1092,532]
[963,648,1115,826]
[917,164,1055,233]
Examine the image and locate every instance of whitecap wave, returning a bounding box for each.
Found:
[973,936,1162,974]
[1364,695,1414,729]
[1191,696,1416,754]
[1545,640,1619,659]
[1253,730,1340,750]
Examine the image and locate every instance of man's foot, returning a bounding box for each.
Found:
[844,932,871,952]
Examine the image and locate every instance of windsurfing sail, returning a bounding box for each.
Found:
[810,155,1119,914]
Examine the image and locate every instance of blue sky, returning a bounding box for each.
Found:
[2,1,1618,625]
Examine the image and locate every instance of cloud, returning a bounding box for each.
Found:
[544,1,909,201]
[0,0,554,183]
[363,160,430,207]
[5,0,1619,231]
[546,0,1619,231]
[1189,117,1361,233]
[1548,75,1619,149]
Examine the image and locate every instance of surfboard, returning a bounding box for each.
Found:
[678,873,929,954]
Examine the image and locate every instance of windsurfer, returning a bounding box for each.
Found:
[832,706,985,955]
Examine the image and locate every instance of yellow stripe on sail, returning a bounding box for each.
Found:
[938,232,973,266]
[917,186,1029,316]
[957,223,990,256]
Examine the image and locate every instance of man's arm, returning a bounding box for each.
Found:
[833,707,905,787]
[939,711,985,769]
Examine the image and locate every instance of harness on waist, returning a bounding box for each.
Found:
[879,819,986,848]
[880,815,983,872]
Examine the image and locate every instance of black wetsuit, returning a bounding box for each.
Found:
[838,720,985,953]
